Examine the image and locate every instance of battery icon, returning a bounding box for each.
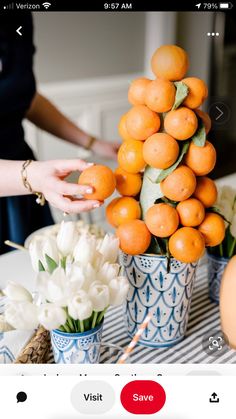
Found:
[220,2,233,9]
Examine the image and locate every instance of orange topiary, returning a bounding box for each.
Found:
[128,77,151,106]
[169,227,205,263]
[106,196,141,227]
[118,113,135,142]
[126,105,160,141]
[143,133,179,169]
[195,109,212,135]
[114,167,142,197]
[117,140,146,174]
[164,107,198,140]
[145,78,176,113]
[193,176,217,208]
[185,140,217,176]
[176,198,205,227]
[151,45,189,81]
[198,212,225,247]
[145,203,179,237]
[116,219,151,255]
[182,77,208,109]
[160,165,196,202]
[78,165,116,200]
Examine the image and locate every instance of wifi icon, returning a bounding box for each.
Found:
[42,2,51,9]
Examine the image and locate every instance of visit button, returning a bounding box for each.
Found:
[120,380,166,414]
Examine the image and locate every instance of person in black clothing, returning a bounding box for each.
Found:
[0,12,118,254]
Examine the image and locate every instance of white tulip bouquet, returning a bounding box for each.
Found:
[209,186,236,258]
[2,222,129,334]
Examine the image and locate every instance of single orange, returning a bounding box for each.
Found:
[160,165,196,202]
[182,77,208,109]
[106,197,120,227]
[193,176,217,208]
[185,140,217,176]
[176,198,205,227]
[128,78,151,106]
[143,133,179,169]
[106,196,141,227]
[145,78,176,113]
[164,107,198,140]
[198,212,225,247]
[78,165,116,200]
[151,45,189,81]
[145,203,179,237]
[118,113,135,142]
[114,167,142,196]
[117,140,146,174]
[195,109,211,135]
[169,227,205,263]
[116,219,151,255]
[126,105,160,141]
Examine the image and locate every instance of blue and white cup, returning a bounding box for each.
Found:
[120,253,197,348]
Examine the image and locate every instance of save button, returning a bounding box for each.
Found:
[120,380,166,414]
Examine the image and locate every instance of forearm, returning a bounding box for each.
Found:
[26,93,91,148]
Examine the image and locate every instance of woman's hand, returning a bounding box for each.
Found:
[28,159,102,214]
[91,139,120,160]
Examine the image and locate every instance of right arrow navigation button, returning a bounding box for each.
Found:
[209,101,231,125]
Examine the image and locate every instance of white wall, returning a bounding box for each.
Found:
[33,12,146,83]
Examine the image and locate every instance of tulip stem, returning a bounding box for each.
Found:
[92,312,98,329]
[97,307,108,326]
[61,256,67,270]
[67,316,75,333]
[219,243,224,257]
[229,238,236,258]
[80,320,84,333]
[63,323,71,333]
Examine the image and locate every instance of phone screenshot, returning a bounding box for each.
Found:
[0,0,235,417]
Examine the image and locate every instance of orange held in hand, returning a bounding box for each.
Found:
[193,176,217,208]
[114,167,142,196]
[143,133,179,169]
[117,140,146,174]
[160,165,196,202]
[106,196,141,227]
[118,113,135,142]
[126,105,160,141]
[176,198,205,227]
[164,107,198,141]
[169,227,205,263]
[145,203,179,238]
[116,219,151,255]
[128,78,151,106]
[185,140,217,176]
[145,78,176,113]
[198,212,225,247]
[151,45,189,81]
[78,164,116,200]
[182,77,208,109]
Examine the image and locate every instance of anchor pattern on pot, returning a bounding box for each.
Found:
[120,253,197,348]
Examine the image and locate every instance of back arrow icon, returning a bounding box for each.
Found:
[215,106,223,120]
[16,26,22,36]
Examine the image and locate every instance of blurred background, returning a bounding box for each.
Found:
[25,11,236,228]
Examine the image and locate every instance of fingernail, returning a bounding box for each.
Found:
[86,188,93,194]
[93,203,100,208]
[87,162,94,167]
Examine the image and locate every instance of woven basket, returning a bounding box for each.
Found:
[14,327,51,364]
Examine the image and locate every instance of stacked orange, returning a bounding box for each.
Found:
[106,45,225,263]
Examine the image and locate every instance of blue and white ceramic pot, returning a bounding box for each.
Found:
[120,253,197,348]
[51,322,103,364]
[207,253,229,304]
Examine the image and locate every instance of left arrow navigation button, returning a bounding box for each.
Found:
[16,26,23,36]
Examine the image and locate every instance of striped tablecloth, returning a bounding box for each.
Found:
[101,256,236,364]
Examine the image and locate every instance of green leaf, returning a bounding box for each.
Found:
[209,207,231,224]
[156,141,190,183]
[45,254,58,273]
[38,260,45,272]
[172,82,189,110]
[140,166,163,219]
[191,119,206,147]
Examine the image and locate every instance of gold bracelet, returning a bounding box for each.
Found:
[21,160,46,206]
[85,135,96,150]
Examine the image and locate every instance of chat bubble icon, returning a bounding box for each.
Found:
[16,391,27,403]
